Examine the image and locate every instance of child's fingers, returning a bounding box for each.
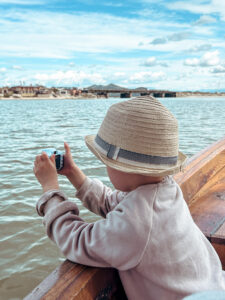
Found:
[64,142,71,156]
[41,152,49,161]
[50,154,56,164]
[35,154,41,163]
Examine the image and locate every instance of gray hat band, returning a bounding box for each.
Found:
[95,134,178,166]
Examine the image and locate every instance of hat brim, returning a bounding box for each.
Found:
[85,135,187,177]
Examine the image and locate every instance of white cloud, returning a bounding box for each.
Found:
[12,65,22,70]
[34,70,106,86]
[166,2,210,14]
[184,58,200,67]
[0,6,221,72]
[149,31,191,46]
[112,72,126,79]
[0,67,7,73]
[187,44,212,53]
[0,9,204,60]
[210,65,225,73]
[103,2,124,7]
[150,37,167,45]
[167,0,225,22]
[129,71,166,83]
[184,50,221,67]
[0,10,158,58]
[200,51,220,66]
[168,31,191,41]
[142,57,157,67]
[141,57,168,67]
[193,15,217,26]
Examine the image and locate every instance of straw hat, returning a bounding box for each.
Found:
[85,96,187,176]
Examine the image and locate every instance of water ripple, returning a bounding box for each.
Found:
[1,97,225,299]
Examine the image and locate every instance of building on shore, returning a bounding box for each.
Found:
[1,84,224,99]
[0,85,51,98]
[70,88,82,97]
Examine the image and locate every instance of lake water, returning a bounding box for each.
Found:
[0,97,225,299]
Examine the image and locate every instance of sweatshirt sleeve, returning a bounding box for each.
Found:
[36,188,151,271]
[75,177,127,218]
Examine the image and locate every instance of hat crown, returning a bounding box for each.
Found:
[98,96,178,157]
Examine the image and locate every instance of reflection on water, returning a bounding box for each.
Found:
[0,97,225,299]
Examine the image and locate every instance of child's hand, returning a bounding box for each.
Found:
[34,152,59,192]
[59,142,86,190]
[58,142,78,177]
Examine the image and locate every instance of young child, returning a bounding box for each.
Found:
[34,96,225,300]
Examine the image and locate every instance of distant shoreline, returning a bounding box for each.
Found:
[0,95,98,101]
[1,93,225,101]
[1,83,225,101]
[176,92,225,97]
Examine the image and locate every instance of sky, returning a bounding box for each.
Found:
[0,0,225,91]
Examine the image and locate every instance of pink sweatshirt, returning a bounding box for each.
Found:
[36,176,225,300]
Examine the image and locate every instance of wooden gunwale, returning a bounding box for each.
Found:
[24,261,126,300]
[174,137,225,205]
[26,137,225,299]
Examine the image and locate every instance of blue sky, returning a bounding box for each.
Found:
[0,0,225,90]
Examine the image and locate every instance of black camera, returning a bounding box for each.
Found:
[42,148,64,170]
